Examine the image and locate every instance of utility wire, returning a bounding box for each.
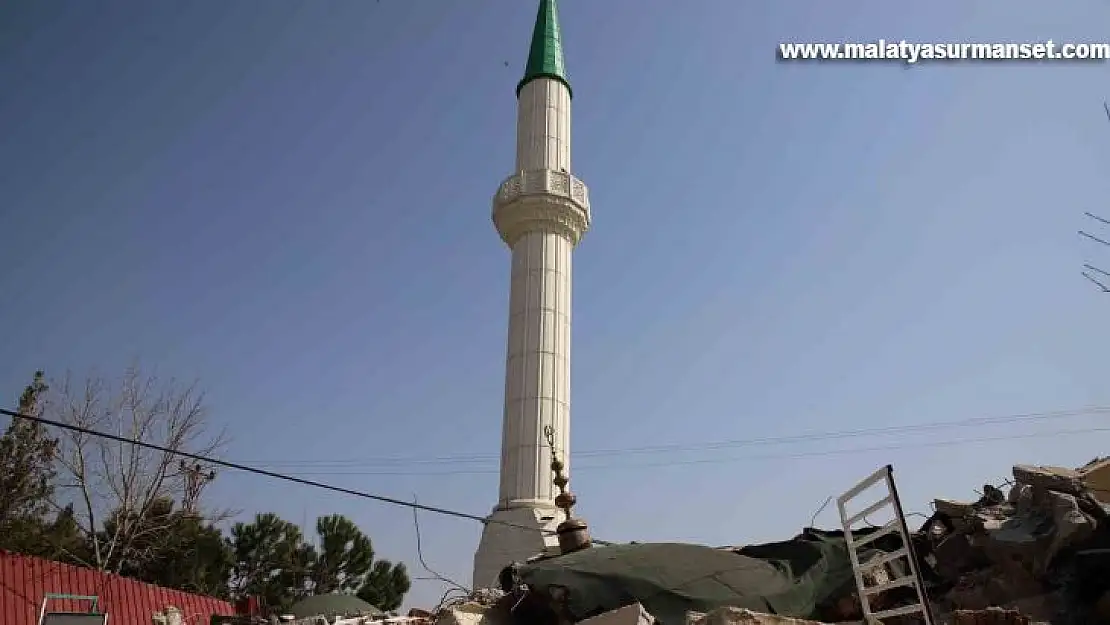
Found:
[5,406,1103,535]
[240,406,1110,468]
[266,425,1110,476]
[0,408,612,545]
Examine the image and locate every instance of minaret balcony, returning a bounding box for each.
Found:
[492,169,592,247]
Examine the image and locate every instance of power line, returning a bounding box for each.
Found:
[1083,105,1110,292]
[239,406,1110,468]
[6,405,1103,532]
[0,408,612,545]
[268,425,1110,476]
[1087,210,1110,229]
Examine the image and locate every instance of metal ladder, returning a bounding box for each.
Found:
[38,593,107,625]
[836,464,934,624]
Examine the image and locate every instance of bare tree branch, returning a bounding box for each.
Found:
[44,365,228,573]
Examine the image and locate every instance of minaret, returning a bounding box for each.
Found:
[472,0,591,589]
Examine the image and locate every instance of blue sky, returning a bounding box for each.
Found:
[3,0,1110,610]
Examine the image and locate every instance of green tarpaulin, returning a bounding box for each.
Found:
[516,528,899,625]
[288,595,383,619]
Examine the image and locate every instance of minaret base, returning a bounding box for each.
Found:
[471,503,561,590]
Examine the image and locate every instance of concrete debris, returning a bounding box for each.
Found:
[435,604,495,625]
[432,589,512,625]
[686,607,832,625]
[434,590,508,625]
[950,607,1031,625]
[1011,466,1084,497]
[417,460,1110,625]
[918,461,1110,624]
[1077,457,1110,504]
[579,604,655,625]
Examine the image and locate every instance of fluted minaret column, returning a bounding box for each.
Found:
[495,78,588,507]
[473,0,591,589]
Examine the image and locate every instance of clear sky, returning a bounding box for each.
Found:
[3,0,1110,611]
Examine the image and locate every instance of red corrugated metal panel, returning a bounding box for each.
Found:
[0,551,235,625]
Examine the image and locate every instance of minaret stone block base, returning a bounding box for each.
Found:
[472,504,561,590]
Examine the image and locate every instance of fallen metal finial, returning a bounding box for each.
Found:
[544,424,591,554]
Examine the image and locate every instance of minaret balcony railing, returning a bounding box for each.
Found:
[492,169,592,246]
[494,169,591,217]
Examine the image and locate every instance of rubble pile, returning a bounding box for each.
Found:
[919,463,1110,624]
[428,460,1110,625]
[950,607,1030,625]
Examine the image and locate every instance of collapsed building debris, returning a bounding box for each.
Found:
[950,607,1031,625]
[917,463,1110,624]
[685,606,836,625]
[432,458,1110,625]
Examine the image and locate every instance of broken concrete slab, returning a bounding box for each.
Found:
[685,607,831,625]
[578,604,655,625]
[951,607,1030,625]
[982,569,1045,608]
[1001,594,1057,624]
[435,603,495,625]
[1077,457,1110,504]
[1006,484,1035,515]
[1042,491,1095,570]
[933,534,974,581]
[979,515,1046,563]
[1012,465,1084,496]
[935,499,977,532]
[935,498,976,518]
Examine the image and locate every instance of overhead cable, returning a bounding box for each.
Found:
[0,408,611,545]
[271,425,1110,476]
[241,406,1110,468]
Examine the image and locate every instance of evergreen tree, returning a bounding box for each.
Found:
[358,560,411,612]
[107,497,233,598]
[230,513,312,613]
[229,512,410,614]
[311,514,374,594]
[0,371,58,550]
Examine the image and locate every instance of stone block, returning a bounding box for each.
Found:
[1077,457,1110,504]
[472,506,561,590]
[1042,491,1094,570]
[1012,465,1084,496]
[435,603,495,625]
[1003,594,1056,624]
[935,498,976,518]
[1006,484,1034,514]
[685,607,830,625]
[983,570,1043,606]
[579,604,655,625]
[934,533,974,581]
[951,607,1030,625]
[935,499,976,531]
[947,583,992,611]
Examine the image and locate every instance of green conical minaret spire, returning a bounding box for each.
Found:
[516,0,572,99]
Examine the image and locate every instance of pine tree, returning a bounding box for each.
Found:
[0,371,58,526]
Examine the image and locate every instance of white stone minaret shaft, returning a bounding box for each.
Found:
[497,76,578,506]
[472,0,590,590]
